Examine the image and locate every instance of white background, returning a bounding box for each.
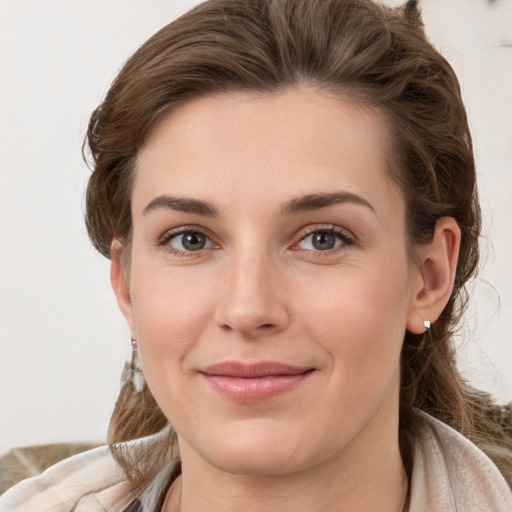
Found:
[1,0,511,455]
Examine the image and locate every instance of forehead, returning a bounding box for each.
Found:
[133,87,403,221]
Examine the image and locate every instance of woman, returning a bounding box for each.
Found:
[1,0,511,510]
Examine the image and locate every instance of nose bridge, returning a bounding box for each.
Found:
[215,240,288,336]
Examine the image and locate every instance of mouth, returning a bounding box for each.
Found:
[200,362,315,402]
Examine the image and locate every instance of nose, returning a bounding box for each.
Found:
[214,250,290,338]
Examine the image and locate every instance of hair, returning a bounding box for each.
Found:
[84,0,512,489]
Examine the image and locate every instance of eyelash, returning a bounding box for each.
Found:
[293,226,356,254]
[158,225,356,257]
[158,227,217,256]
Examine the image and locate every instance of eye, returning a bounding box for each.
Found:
[296,228,352,252]
[167,231,213,252]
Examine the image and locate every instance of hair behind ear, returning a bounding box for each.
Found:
[108,376,175,486]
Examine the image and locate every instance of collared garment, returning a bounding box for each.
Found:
[1,411,511,511]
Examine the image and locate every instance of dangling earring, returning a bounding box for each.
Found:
[131,337,145,393]
[423,320,431,330]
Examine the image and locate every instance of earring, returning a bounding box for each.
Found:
[130,337,145,393]
[423,320,431,330]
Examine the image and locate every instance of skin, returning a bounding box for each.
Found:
[111,87,460,511]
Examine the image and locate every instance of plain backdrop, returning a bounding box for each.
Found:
[1,0,511,455]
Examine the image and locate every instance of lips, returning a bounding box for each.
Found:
[200,362,314,402]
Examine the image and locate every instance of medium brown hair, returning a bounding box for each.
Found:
[84,0,512,488]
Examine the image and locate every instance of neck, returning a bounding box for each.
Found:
[172,454,407,512]
[164,408,408,512]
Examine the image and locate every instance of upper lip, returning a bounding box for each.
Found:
[200,362,313,378]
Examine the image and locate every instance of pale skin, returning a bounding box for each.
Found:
[111,87,461,512]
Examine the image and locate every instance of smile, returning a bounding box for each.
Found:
[200,362,315,403]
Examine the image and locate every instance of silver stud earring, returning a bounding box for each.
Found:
[131,337,145,393]
[423,320,431,330]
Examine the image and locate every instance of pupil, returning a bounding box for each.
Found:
[183,233,205,251]
[312,232,335,250]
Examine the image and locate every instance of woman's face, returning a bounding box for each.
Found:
[115,88,425,476]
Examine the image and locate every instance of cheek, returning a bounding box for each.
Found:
[129,264,215,376]
[129,272,214,427]
[302,257,411,385]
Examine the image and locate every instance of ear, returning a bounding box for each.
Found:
[110,241,136,336]
[406,217,461,334]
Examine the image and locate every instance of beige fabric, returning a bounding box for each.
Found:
[0,443,100,495]
[0,428,171,512]
[0,442,136,511]
[1,413,511,511]
[410,411,512,511]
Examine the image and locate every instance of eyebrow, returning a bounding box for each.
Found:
[141,191,375,218]
[279,191,376,217]
[142,195,220,217]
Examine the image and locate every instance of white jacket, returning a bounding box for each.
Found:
[1,411,511,511]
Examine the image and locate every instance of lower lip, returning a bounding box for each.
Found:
[202,372,312,403]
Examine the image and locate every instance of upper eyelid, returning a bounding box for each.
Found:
[158,225,215,244]
[294,224,356,242]
[158,228,217,257]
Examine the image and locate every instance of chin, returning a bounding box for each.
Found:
[208,447,308,477]
[188,419,320,477]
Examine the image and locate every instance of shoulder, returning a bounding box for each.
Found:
[0,444,134,512]
[410,410,512,512]
[0,430,169,512]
